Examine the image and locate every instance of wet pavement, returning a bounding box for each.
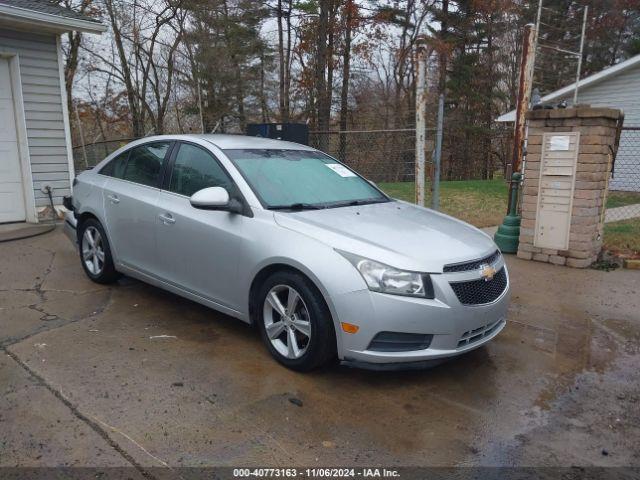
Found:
[1,227,639,470]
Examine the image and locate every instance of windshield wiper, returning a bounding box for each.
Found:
[268,203,326,211]
[329,198,390,208]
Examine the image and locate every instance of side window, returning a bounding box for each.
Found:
[99,151,128,178]
[122,142,171,187]
[169,143,233,197]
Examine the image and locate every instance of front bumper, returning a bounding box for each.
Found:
[333,259,510,366]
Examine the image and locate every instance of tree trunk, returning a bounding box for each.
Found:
[324,0,336,132]
[104,0,144,137]
[259,52,270,122]
[438,0,449,93]
[277,0,287,121]
[482,17,495,180]
[236,71,246,131]
[315,0,329,149]
[338,0,353,162]
[284,0,292,121]
[64,31,82,121]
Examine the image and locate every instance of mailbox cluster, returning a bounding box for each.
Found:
[534,132,580,251]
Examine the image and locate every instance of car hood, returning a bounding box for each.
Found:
[273,201,498,273]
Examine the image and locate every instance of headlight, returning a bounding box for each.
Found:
[337,251,434,298]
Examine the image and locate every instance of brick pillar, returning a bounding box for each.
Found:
[517,107,622,268]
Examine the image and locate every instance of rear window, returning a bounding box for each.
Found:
[99,151,128,178]
[122,142,171,187]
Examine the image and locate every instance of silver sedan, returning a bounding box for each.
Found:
[64,134,509,371]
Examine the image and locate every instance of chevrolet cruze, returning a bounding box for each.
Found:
[64,134,509,371]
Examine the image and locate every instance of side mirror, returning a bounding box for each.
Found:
[190,187,230,210]
[190,187,245,214]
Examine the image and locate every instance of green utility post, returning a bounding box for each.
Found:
[494,173,523,253]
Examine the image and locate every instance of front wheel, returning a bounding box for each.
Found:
[256,271,336,371]
[78,218,120,284]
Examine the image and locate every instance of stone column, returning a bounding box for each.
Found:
[517,107,623,268]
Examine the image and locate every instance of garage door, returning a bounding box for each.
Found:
[0,58,26,223]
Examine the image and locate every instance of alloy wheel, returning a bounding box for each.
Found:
[82,226,105,275]
[263,285,312,359]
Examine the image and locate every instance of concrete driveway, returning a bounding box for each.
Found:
[1,227,639,473]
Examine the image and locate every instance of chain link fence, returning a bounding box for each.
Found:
[308,128,422,183]
[603,126,640,253]
[73,138,136,173]
[309,127,514,183]
[605,127,640,223]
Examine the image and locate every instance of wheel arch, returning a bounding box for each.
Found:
[75,210,119,266]
[248,263,321,323]
[248,261,340,357]
[75,211,99,240]
[77,210,99,223]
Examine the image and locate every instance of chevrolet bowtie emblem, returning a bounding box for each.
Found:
[479,264,496,281]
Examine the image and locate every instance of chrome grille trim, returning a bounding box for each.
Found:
[443,250,501,273]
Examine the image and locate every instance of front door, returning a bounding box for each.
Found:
[0,58,26,223]
[155,142,244,310]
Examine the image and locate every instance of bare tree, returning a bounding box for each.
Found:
[59,0,98,132]
[92,0,185,136]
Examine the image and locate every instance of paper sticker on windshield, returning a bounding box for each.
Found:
[325,163,357,177]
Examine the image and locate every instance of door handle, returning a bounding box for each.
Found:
[107,194,120,204]
[158,213,176,225]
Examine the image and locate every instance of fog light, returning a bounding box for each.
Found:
[341,322,359,334]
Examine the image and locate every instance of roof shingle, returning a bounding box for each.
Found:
[0,0,101,23]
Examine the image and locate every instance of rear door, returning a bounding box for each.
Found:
[155,142,245,310]
[102,141,172,276]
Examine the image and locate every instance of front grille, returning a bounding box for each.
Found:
[443,250,501,273]
[457,319,503,348]
[449,267,507,305]
[368,332,433,352]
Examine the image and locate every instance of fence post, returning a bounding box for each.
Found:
[573,5,588,104]
[73,104,89,169]
[432,93,444,210]
[415,40,428,206]
[197,79,205,134]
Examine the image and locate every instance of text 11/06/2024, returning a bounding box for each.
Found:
[233,468,401,478]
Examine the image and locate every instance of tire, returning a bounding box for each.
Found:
[78,218,120,284]
[256,271,336,371]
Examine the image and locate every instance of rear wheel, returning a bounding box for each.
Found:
[257,271,336,371]
[78,218,120,284]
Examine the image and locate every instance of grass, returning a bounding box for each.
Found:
[379,179,508,228]
[607,191,640,209]
[604,218,640,254]
[379,180,640,253]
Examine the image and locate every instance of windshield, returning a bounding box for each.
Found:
[224,149,388,209]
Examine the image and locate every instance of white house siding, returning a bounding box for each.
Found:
[559,64,640,192]
[0,28,71,208]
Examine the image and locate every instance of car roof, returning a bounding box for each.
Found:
[179,134,315,151]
